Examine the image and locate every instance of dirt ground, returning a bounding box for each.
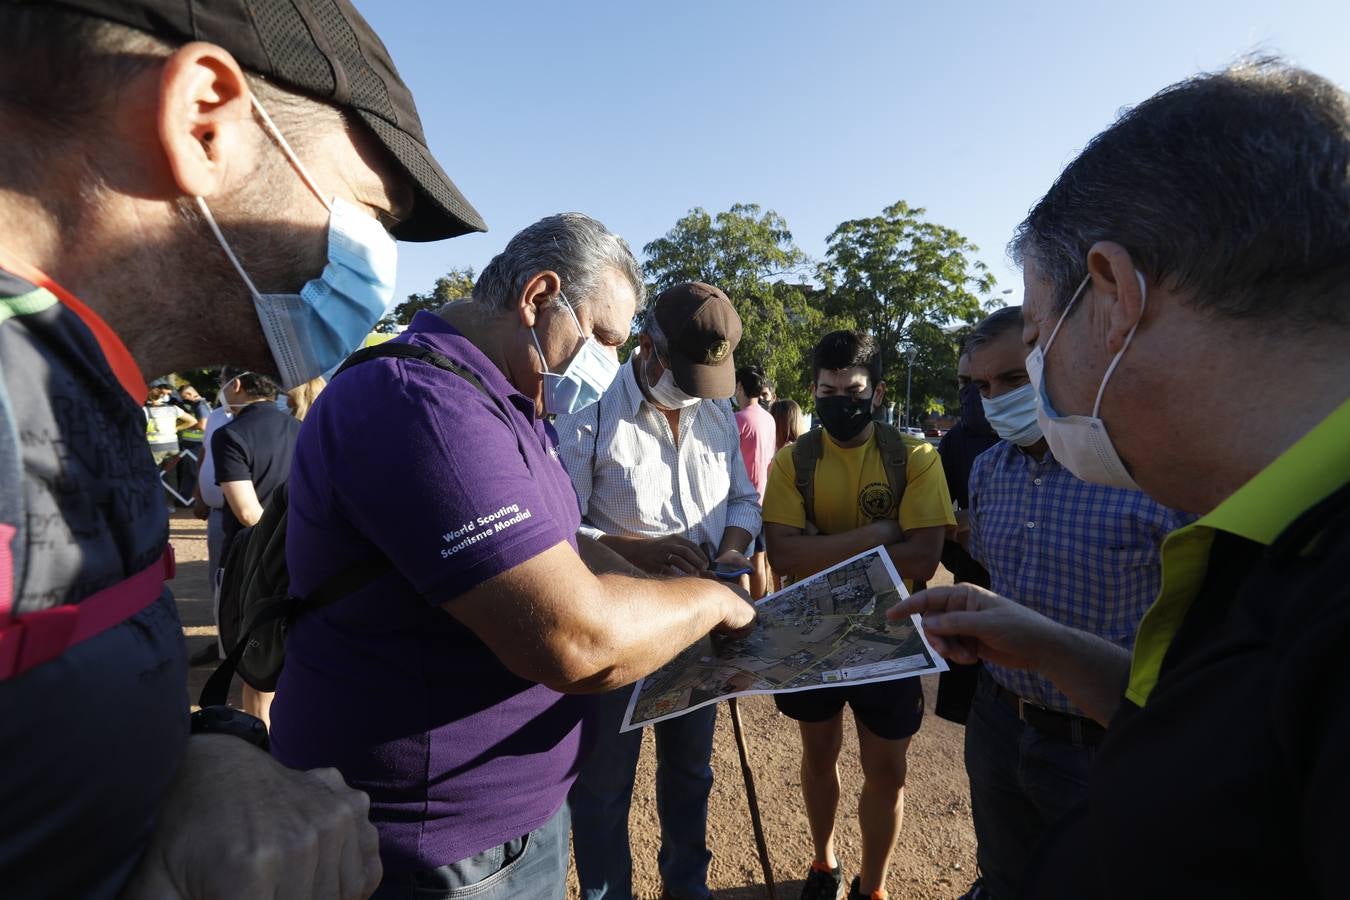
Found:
[172,511,977,899]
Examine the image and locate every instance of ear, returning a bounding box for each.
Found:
[156,43,257,199]
[1085,241,1147,355]
[873,381,886,408]
[516,270,562,329]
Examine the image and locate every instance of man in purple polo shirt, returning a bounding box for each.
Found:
[273,213,757,900]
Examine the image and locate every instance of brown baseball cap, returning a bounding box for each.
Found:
[28,0,486,242]
[652,282,743,399]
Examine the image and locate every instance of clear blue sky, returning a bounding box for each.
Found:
[360,0,1349,305]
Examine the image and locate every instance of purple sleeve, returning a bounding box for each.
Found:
[322,364,573,606]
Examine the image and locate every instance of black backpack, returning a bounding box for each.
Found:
[199,342,492,708]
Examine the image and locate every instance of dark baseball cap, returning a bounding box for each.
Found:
[652,282,743,399]
[33,0,486,241]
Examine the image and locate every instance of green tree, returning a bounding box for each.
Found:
[378,265,476,330]
[818,201,997,424]
[642,204,844,403]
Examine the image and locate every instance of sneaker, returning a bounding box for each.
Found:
[799,861,845,900]
[846,876,887,900]
[957,879,991,900]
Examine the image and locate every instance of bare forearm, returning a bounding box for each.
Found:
[1038,623,1132,725]
[553,574,736,693]
[576,534,643,576]
[717,526,753,558]
[885,527,945,583]
[768,524,884,579]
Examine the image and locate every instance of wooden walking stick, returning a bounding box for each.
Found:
[728,698,778,900]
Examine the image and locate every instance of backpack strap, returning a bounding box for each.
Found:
[792,428,826,527]
[0,547,175,680]
[871,423,910,519]
[199,342,495,708]
[334,342,492,400]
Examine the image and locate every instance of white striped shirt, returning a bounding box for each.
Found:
[556,356,762,551]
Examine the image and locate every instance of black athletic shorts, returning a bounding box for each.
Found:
[774,677,925,741]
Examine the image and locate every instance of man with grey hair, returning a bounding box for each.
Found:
[890,60,1349,897]
[560,281,759,900]
[0,1,485,897]
[274,222,755,899]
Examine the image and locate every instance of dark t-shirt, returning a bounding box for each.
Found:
[1027,487,1350,898]
[0,267,187,898]
[212,401,300,551]
[271,312,591,873]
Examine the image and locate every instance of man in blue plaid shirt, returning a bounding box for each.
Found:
[955,307,1192,900]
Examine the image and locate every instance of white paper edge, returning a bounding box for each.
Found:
[619,545,949,732]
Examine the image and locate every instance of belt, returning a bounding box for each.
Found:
[992,681,1107,745]
[0,546,175,680]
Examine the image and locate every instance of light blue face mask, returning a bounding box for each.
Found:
[981,382,1043,446]
[196,95,398,391]
[530,293,619,417]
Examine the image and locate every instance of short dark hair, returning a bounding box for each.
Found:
[963,306,1024,356]
[1011,59,1350,328]
[235,372,280,401]
[812,330,882,387]
[735,365,766,397]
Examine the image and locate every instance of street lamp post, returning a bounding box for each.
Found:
[904,344,917,429]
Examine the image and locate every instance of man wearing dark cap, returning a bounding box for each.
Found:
[0,1,484,897]
[558,282,761,900]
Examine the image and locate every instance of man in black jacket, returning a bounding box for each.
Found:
[890,59,1350,898]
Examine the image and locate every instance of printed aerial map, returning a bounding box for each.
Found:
[622,547,947,731]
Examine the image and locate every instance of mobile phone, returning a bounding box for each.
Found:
[712,561,752,580]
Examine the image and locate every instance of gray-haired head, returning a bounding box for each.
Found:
[473,213,645,313]
[1010,58,1350,329]
[963,306,1024,357]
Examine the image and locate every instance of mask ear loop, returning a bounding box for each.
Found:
[1090,270,1148,417]
[555,291,587,340]
[1042,274,1092,356]
[195,197,264,303]
[249,94,332,212]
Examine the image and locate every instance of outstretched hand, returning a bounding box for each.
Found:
[887,583,1061,673]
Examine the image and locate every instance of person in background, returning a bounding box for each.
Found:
[560,282,760,900]
[932,336,1001,724]
[734,364,776,598]
[170,382,211,497]
[763,330,955,900]
[760,378,776,405]
[286,374,327,421]
[189,368,240,667]
[144,379,196,464]
[954,306,1190,900]
[771,398,804,451]
[212,370,300,726]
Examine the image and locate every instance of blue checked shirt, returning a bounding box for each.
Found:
[968,441,1194,714]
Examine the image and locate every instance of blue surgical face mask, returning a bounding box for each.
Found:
[980,382,1042,446]
[531,293,620,417]
[196,95,398,391]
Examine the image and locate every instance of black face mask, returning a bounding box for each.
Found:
[816,394,873,442]
[959,381,992,433]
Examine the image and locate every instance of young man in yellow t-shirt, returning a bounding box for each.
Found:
[764,330,955,900]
